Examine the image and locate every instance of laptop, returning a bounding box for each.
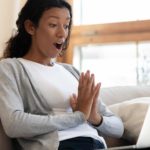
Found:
[97,106,150,150]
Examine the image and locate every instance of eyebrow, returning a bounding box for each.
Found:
[48,16,70,21]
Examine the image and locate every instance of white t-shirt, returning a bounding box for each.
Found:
[18,58,106,146]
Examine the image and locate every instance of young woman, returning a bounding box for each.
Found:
[0,0,124,150]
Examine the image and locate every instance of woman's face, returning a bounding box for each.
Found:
[28,7,70,60]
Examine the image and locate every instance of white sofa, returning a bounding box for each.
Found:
[1,85,150,149]
[100,85,150,148]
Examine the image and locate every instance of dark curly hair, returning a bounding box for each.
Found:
[3,0,72,58]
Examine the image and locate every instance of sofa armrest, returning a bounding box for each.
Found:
[0,121,14,150]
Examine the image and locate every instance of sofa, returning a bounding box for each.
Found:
[100,85,150,149]
[1,85,150,150]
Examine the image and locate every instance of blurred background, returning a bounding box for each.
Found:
[1,0,150,87]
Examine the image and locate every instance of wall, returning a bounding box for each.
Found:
[0,0,20,56]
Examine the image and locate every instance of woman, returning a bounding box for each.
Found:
[0,0,124,150]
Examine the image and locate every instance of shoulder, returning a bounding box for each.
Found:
[0,58,23,75]
[0,58,19,67]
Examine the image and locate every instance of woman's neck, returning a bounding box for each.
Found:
[23,55,53,66]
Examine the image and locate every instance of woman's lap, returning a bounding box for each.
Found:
[58,137,105,150]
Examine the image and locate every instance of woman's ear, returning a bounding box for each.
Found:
[24,20,35,35]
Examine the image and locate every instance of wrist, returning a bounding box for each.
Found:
[91,115,103,127]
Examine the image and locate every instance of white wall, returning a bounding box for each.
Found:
[0,0,20,56]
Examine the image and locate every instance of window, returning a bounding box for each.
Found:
[60,0,150,87]
[73,42,150,87]
[73,0,150,25]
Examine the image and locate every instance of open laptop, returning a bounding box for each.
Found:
[98,106,150,150]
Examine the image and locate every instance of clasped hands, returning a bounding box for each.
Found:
[70,70,102,126]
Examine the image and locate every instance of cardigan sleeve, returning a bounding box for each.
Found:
[0,60,85,138]
[92,101,124,138]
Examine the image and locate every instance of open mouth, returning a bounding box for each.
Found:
[54,43,63,50]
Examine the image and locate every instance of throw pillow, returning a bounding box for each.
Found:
[108,97,150,143]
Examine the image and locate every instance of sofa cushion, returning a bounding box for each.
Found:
[100,86,150,105]
[108,97,150,143]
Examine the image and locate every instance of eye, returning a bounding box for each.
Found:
[49,23,57,28]
[64,25,69,30]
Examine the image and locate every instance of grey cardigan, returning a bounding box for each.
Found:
[0,58,124,150]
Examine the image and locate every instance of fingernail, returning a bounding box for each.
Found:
[91,74,94,77]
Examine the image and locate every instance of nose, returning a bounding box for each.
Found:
[56,26,67,38]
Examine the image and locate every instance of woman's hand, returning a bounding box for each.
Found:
[70,70,101,121]
[87,82,102,126]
